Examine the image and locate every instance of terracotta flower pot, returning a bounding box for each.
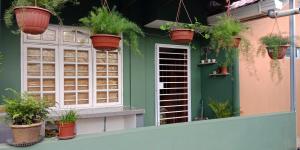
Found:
[233,37,241,48]
[170,29,194,44]
[14,6,51,35]
[10,122,42,144]
[219,66,228,74]
[58,122,76,140]
[266,45,289,60]
[90,34,121,50]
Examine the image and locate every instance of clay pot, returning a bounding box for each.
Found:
[10,122,42,144]
[170,29,194,44]
[266,45,289,59]
[233,37,241,48]
[90,34,121,50]
[219,66,228,74]
[14,6,51,35]
[58,122,76,140]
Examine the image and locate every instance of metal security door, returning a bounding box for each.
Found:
[155,44,191,126]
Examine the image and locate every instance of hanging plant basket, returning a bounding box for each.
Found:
[14,6,51,35]
[266,45,289,60]
[90,34,121,51]
[58,122,76,140]
[233,37,241,48]
[170,29,194,44]
[10,122,42,145]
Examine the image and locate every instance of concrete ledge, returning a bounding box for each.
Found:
[49,107,145,120]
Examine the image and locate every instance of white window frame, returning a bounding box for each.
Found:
[154,43,191,126]
[21,24,123,109]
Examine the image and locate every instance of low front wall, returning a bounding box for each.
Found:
[0,112,296,150]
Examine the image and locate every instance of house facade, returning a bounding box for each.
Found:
[0,0,238,135]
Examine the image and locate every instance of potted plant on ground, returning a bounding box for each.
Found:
[57,110,78,140]
[160,20,210,44]
[4,89,49,145]
[4,0,78,34]
[208,99,233,119]
[79,6,144,52]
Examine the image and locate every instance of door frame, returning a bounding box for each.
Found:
[154,44,191,126]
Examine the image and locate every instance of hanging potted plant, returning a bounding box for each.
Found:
[3,89,49,146]
[57,110,78,140]
[79,6,144,52]
[259,34,289,60]
[159,0,209,44]
[160,20,210,44]
[257,34,289,81]
[4,0,79,34]
[209,16,247,52]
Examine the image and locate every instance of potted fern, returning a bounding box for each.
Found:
[4,89,49,145]
[79,7,144,52]
[4,0,78,34]
[160,20,209,44]
[57,110,78,140]
[259,34,289,60]
[208,99,233,119]
[209,16,246,52]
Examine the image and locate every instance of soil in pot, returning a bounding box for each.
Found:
[170,29,194,44]
[91,34,121,50]
[58,122,76,140]
[219,66,228,74]
[10,122,42,144]
[14,6,51,35]
[266,45,289,59]
[233,37,241,48]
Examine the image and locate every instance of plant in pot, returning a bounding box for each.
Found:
[3,89,49,145]
[79,6,144,52]
[209,16,248,52]
[258,34,289,80]
[208,99,233,119]
[160,20,210,44]
[57,110,78,140]
[4,0,79,34]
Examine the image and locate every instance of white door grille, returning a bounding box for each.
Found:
[155,44,191,125]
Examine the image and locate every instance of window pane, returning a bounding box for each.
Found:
[28,79,40,91]
[43,79,55,91]
[27,48,40,61]
[64,93,76,105]
[64,79,76,91]
[63,31,75,42]
[43,64,55,76]
[27,64,41,76]
[42,49,55,62]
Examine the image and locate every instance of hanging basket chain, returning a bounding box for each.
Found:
[175,0,193,24]
[226,0,231,16]
[35,0,37,7]
[101,0,111,12]
[270,17,282,36]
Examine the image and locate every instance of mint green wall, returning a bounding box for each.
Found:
[0,113,295,150]
[0,24,21,104]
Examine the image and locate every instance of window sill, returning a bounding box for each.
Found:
[48,107,145,120]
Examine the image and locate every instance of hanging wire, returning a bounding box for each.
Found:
[175,0,193,24]
[101,0,111,12]
[35,0,37,7]
[270,17,282,36]
[226,0,231,16]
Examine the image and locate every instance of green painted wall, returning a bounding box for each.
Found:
[123,29,202,126]
[0,112,296,150]
[0,23,21,104]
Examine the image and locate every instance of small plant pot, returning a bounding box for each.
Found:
[219,66,228,74]
[58,122,76,140]
[169,29,194,44]
[266,45,289,60]
[14,6,51,35]
[10,122,42,145]
[233,37,241,48]
[90,34,121,50]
